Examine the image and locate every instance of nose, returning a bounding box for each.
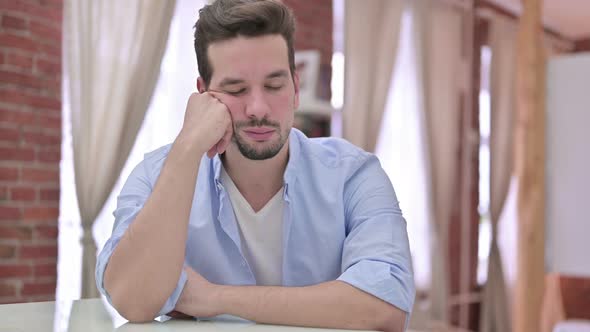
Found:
[244,88,271,120]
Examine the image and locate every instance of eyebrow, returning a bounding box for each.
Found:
[218,70,289,88]
[266,70,289,79]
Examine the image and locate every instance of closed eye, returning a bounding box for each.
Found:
[226,88,246,96]
[266,85,283,91]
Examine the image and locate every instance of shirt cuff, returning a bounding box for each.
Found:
[337,259,415,321]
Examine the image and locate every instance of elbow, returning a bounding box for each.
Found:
[109,289,160,323]
[119,307,158,323]
[376,306,406,332]
[104,271,160,323]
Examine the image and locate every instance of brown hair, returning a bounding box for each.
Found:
[194,0,296,88]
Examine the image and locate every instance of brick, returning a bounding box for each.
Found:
[0,167,19,181]
[0,282,17,298]
[37,43,60,58]
[23,207,59,221]
[1,14,27,31]
[561,275,590,319]
[34,58,60,76]
[5,52,34,70]
[0,244,17,259]
[0,146,35,162]
[33,262,56,278]
[34,225,58,239]
[20,244,57,259]
[0,263,32,278]
[22,131,61,146]
[30,21,61,42]
[0,206,21,221]
[0,52,4,65]
[0,33,37,53]
[0,89,60,111]
[10,186,36,201]
[22,167,58,182]
[0,0,60,22]
[0,298,20,305]
[0,127,19,143]
[22,280,56,296]
[0,225,33,240]
[0,186,7,200]
[0,109,36,126]
[36,149,60,163]
[36,114,61,130]
[0,70,44,89]
[39,188,58,201]
[39,0,64,8]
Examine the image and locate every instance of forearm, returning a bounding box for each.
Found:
[219,281,404,332]
[104,134,205,321]
[178,277,405,332]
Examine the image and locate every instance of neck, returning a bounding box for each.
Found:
[222,140,289,211]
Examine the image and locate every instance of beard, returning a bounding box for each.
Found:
[232,117,289,160]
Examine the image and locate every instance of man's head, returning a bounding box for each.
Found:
[194,0,299,161]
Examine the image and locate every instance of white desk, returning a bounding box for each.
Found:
[0,298,379,332]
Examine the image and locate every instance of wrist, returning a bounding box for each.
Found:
[210,284,228,316]
[175,130,208,157]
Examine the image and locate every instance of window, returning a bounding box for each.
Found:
[477,46,492,285]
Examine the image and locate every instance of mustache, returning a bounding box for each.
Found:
[234,117,280,129]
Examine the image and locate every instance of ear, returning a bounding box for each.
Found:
[293,71,300,110]
[197,77,206,93]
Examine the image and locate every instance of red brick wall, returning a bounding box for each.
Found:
[574,37,590,52]
[283,0,333,100]
[0,0,62,304]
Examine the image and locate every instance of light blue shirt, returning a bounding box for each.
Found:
[96,128,415,318]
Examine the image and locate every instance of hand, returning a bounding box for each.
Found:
[173,266,221,318]
[178,92,233,158]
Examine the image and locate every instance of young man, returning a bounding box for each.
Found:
[96,0,414,331]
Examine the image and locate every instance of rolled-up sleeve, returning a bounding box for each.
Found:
[337,155,415,314]
[95,150,188,317]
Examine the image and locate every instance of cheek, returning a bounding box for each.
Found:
[269,93,295,118]
[223,99,245,119]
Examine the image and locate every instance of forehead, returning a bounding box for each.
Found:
[207,34,291,84]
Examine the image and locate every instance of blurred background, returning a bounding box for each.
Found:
[0,0,589,331]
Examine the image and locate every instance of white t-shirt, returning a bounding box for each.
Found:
[220,167,284,286]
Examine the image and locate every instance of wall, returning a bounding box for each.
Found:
[546,52,590,319]
[283,0,333,101]
[0,0,62,303]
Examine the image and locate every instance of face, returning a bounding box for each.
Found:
[199,34,299,160]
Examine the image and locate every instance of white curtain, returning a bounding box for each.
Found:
[342,0,405,151]
[480,14,517,332]
[64,0,176,298]
[412,0,465,324]
[375,9,432,292]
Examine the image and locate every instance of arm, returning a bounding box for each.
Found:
[101,92,232,322]
[176,267,406,332]
[174,155,414,331]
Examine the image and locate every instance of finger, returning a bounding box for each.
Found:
[207,90,233,108]
[217,124,233,154]
[207,147,216,159]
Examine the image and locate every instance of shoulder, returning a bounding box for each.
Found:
[292,129,377,174]
[131,143,174,183]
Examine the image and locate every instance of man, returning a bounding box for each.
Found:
[96,0,414,331]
